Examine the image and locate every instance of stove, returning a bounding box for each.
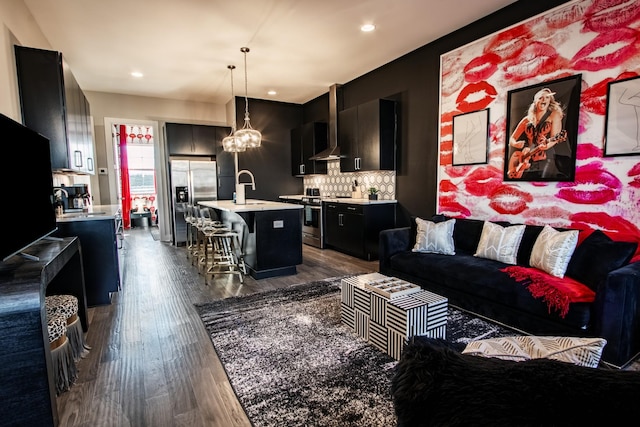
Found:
[301,189,323,248]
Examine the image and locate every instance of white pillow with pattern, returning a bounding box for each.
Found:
[462,336,607,368]
[474,221,525,265]
[529,225,578,278]
[412,217,456,255]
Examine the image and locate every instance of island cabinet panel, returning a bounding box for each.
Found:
[166,122,219,156]
[54,218,120,306]
[290,122,328,176]
[0,237,87,426]
[339,98,397,172]
[15,46,95,174]
[324,202,396,260]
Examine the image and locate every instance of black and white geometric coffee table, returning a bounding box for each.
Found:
[340,273,448,360]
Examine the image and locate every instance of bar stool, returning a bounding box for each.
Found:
[46,312,77,394]
[184,205,196,260]
[46,294,89,362]
[204,228,247,283]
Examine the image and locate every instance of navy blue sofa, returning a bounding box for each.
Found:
[379,216,640,368]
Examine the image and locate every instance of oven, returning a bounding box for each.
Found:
[301,195,323,248]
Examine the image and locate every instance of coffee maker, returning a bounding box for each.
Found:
[54,184,90,212]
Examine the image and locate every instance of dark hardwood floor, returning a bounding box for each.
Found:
[55,226,378,426]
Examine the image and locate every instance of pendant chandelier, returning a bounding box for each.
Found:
[222,65,246,152]
[233,47,262,148]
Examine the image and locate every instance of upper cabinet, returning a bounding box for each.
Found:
[15,46,95,174]
[166,122,218,156]
[339,98,397,172]
[290,122,328,176]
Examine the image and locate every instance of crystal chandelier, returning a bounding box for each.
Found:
[233,47,262,148]
[222,65,246,152]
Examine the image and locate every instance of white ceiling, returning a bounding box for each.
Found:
[23,0,516,105]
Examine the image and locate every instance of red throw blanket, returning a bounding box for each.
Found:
[501,266,595,318]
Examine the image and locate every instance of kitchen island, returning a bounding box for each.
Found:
[199,199,303,279]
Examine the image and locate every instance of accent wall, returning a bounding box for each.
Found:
[438,0,640,241]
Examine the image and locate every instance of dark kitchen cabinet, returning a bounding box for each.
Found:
[214,126,235,200]
[15,45,95,174]
[324,202,396,260]
[54,218,120,307]
[166,122,218,156]
[290,122,328,176]
[339,98,397,172]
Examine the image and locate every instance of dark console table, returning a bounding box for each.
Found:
[0,237,88,426]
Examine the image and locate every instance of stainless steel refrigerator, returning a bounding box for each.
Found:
[169,159,217,245]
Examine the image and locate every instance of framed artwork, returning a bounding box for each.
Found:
[604,75,640,157]
[504,74,581,182]
[452,108,489,166]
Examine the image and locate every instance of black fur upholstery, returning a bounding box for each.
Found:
[391,337,640,427]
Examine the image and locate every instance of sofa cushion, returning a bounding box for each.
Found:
[516,224,544,266]
[474,221,525,265]
[461,335,607,368]
[451,218,485,254]
[565,229,637,291]
[412,217,455,255]
[530,225,578,278]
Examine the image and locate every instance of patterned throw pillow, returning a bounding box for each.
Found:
[473,221,525,265]
[412,217,456,255]
[529,225,578,278]
[462,336,607,368]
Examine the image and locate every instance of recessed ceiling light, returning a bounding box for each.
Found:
[267,90,277,96]
[361,24,375,32]
[131,71,144,78]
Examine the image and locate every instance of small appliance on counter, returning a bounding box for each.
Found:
[54,184,90,212]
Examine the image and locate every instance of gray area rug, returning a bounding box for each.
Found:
[195,276,514,427]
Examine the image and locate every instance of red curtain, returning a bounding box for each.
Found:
[119,125,132,229]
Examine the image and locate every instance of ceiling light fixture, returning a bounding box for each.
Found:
[131,71,144,78]
[361,24,375,32]
[234,47,262,148]
[222,65,246,153]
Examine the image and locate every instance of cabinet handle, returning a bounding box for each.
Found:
[347,207,357,211]
[338,213,343,226]
[300,164,305,175]
[74,150,83,168]
[87,157,94,171]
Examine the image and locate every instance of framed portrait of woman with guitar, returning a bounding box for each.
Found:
[504,75,582,182]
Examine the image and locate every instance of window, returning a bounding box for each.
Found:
[127,144,155,195]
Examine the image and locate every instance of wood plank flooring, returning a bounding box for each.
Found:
[56,226,378,427]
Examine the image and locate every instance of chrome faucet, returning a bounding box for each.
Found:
[237,169,256,190]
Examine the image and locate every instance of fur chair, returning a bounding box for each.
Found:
[391,337,640,426]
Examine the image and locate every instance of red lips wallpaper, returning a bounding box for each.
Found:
[438,0,640,239]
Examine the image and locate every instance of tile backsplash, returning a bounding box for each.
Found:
[303,160,396,199]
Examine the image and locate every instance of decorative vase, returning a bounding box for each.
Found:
[368,194,378,200]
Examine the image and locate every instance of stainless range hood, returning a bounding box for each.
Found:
[310,83,343,161]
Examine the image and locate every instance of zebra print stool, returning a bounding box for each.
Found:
[46,312,77,394]
[46,294,90,361]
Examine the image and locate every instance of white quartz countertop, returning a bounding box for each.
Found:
[56,204,122,222]
[279,195,397,205]
[200,199,303,212]
[322,198,397,205]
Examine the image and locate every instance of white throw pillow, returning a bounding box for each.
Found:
[473,221,525,265]
[412,217,456,255]
[462,336,607,368]
[529,225,578,278]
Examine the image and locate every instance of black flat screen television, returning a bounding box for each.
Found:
[0,113,57,262]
